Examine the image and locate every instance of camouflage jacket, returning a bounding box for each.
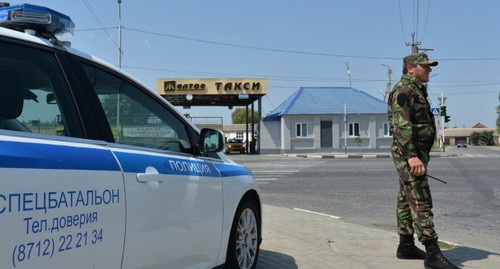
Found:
[388,74,436,159]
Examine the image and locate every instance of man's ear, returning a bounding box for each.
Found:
[406,65,415,75]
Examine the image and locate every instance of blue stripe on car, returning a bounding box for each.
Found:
[0,141,120,171]
[113,151,222,177]
[214,163,252,177]
[110,152,252,178]
[0,141,252,178]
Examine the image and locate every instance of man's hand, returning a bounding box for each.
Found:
[408,157,426,176]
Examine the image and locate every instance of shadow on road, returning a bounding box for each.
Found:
[257,249,298,269]
[446,246,500,267]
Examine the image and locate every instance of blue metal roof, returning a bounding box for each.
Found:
[264,87,386,121]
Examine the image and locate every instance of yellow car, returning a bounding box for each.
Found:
[226,138,246,153]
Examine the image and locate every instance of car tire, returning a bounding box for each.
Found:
[225,199,261,269]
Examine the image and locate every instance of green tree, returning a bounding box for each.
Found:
[231,108,260,124]
[496,105,500,133]
[355,136,362,147]
[497,92,500,135]
[471,130,495,146]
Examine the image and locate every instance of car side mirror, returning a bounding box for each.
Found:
[199,128,225,154]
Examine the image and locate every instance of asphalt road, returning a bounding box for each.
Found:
[229,146,500,254]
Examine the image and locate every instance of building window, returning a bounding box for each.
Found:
[236,132,244,139]
[296,122,307,137]
[383,122,391,137]
[348,122,360,137]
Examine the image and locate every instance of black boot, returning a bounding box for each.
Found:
[396,234,426,259]
[424,239,460,269]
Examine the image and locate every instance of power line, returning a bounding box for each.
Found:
[429,90,498,96]
[124,65,384,83]
[124,65,500,89]
[79,26,500,62]
[123,27,399,60]
[401,0,432,53]
[81,0,119,49]
[421,0,431,42]
[398,0,407,45]
[414,0,419,39]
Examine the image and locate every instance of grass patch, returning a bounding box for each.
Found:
[438,240,455,250]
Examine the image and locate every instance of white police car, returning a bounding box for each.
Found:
[0,3,261,269]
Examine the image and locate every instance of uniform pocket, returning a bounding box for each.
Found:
[413,123,434,144]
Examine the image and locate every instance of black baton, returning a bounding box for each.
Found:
[427,174,447,184]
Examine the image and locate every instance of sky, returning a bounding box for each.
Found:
[20,0,500,128]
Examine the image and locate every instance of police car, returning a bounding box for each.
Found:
[0,3,261,269]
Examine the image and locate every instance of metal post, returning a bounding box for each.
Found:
[257,97,262,154]
[381,64,392,101]
[116,0,123,141]
[118,0,122,69]
[440,92,446,152]
[251,102,255,154]
[346,63,352,88]
[245,105,249,154]
[344,104,347,154]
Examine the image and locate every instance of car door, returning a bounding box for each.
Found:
[0,40,125,268]
[79,62,224,269]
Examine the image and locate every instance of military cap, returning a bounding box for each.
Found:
[403,53,438,67]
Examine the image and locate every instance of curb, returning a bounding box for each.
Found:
[284,153,457,159]
[285,154,391,159]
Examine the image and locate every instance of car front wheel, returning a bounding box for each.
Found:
[225,199,260,269]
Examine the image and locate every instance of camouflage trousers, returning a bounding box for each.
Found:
[391,150,438,243]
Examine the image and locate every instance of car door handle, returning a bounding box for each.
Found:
[136,167,164,183]
[136,173,164,183]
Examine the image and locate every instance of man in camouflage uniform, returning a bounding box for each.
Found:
[388,53,460,269]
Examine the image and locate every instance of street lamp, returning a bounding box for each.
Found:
[380,63,392,101]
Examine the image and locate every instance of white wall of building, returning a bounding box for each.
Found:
[260,121,281,154]
[261,113,392,153]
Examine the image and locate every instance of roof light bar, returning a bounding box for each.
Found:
[0,3,75,38]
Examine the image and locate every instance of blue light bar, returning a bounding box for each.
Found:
[0,3,75,38]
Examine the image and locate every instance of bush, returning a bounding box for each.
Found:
[470,130,495,146]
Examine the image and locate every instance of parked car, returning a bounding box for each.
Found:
[457,141,467,148]
[0,3,261,269]
[225,138,246,153]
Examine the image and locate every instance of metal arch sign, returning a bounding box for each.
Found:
[156,78,267,95]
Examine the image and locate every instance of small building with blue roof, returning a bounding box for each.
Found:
[261,87,391,153]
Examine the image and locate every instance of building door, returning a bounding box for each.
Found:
[320,121,333,148]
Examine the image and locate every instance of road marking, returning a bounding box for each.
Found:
[293,208,342,220]
[252,170,300,174]
[255,178,280,181]
[460,153,500,158]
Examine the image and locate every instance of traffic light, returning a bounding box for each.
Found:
[440,106,447,116]
[440,105,451,122]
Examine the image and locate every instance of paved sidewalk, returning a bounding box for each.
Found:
[257,205,499,269]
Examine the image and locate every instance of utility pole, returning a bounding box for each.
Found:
[406,33,420,53]
[381,64,392,101]
[406,32,433,54]
[116,0,123,142]
[345,62,352,88]
[438,94,447,152]
[118,0,123,69]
